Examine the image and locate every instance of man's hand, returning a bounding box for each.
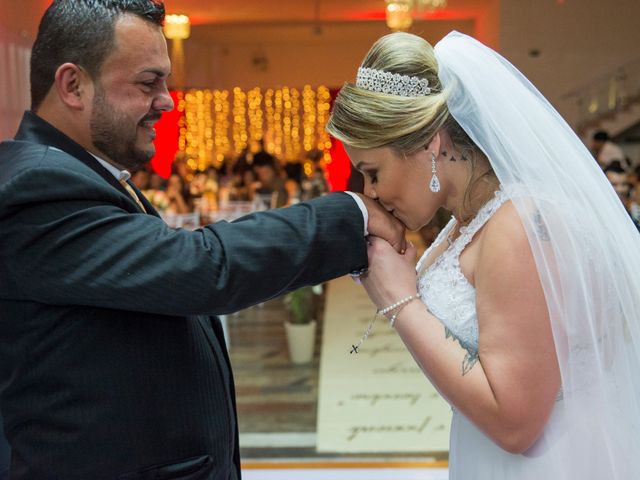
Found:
[355,193,406,253]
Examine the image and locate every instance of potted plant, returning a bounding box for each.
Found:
[283,285,318,364]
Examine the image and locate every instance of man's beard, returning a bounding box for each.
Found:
[90,85,155,170]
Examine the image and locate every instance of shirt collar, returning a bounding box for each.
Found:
[91,154,131,182]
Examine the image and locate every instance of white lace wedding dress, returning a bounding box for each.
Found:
[416,188,570,480]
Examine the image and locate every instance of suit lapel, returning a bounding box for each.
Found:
[15,111,161,218]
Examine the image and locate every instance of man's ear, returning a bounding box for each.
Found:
[53,63,91,110]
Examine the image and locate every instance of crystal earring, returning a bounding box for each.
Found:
[429,152,440,193]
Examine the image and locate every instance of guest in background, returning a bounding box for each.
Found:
[604,161,630,202]
[131,166,150,190]
[143,172,170,212]
[148,171,166,191]
[629,165,640,227]
[165,173,190,214]
[252,139,277,170]
[172,152,190,181]
[284,177,302,206]
[604,161,640,230]
[591,130,629,170]
[301,149,329,200]
[253,154,288,208]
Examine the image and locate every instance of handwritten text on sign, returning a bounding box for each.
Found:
[317,276,451,453]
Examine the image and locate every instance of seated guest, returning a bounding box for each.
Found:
[131,167,150,190]
[301,149,330,200]
[165,173,190,214]
[592,130,629,170]
[253,154,288,208]
[629,165,640,226]
[605,161,639,230]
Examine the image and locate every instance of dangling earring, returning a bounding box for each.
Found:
[429,152,440,193]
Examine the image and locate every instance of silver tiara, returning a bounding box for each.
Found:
[356,67,431,97]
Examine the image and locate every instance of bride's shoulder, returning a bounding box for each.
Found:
[480,199,531,255]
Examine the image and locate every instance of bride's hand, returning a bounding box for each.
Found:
[361,236,418,312]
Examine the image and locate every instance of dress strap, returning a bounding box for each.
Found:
[452,188,509,253]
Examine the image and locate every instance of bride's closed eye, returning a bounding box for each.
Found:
[365,170,378,183]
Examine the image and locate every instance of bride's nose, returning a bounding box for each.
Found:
[364,182,378,200]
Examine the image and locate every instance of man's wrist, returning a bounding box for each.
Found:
[344,191,369,236]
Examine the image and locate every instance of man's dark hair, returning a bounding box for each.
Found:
[30,0,165,111]
[604,160,626,175]
[593,130,609,142]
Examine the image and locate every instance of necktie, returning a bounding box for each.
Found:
[119,178,147,213]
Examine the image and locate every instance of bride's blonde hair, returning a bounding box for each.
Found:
[327,32,497,222]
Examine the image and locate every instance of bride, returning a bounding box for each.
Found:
[328,31,640,479]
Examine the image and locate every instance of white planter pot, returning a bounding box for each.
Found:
[284,320,317,364]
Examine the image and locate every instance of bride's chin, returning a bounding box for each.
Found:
[394,212,424,231]
[401,218,420,232]
[406,218,431,232]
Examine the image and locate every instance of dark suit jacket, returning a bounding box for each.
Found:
[0,112,368,480]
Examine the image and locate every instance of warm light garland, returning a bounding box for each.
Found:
[264,88,275,153]
[232,87,248,155]
[182,89,214,172]
[213,90,231,165]
[176,85,334,172]
[282,87,292,160]
[247,87,263,151]
[302,85,316,153]
[316,86,333,163]
[273,88,284,157]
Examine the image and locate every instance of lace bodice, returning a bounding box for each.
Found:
[416,188,509,373]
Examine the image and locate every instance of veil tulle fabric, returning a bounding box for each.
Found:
[434,32,640,477]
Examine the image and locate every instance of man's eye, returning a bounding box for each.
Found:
[141,80,157,89]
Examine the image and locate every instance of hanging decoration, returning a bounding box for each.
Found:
[175,85,336,171]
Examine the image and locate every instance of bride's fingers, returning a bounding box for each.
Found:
[405,240,417,257]
[368,236,412,257]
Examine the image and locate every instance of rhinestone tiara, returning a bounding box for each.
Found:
[355,67,431,97]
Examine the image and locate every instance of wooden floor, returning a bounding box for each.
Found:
[227,292,447,465]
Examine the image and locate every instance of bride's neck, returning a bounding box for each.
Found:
[448,157,499,226]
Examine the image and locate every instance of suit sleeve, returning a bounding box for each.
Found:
[0,164,368,316]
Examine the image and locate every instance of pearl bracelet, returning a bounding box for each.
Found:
[377,294,420,316]
[380,294,421,328]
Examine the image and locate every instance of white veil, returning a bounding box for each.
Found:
[434,32,640,477]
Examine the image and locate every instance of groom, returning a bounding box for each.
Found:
[0,1,404,479]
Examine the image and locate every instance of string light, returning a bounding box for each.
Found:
[264,88,275,153]
[282,87,292,160]
[316,86,333,163]
[302,85,316,153]
[291,87,301,161]
[232,87,248,155]
[273,88,283,157]
[183,89,214,172]
[213,89,231,166]
[175,85,334,173]
[247,87,263,152]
